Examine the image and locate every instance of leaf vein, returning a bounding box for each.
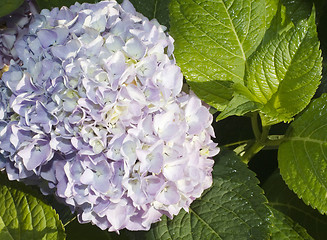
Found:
[219,0,246,60]
[287,136,327,145]
[196,197,256,229]
[176,28,243,80]
[291,141,319,201]
[189,207,223,239]
[177,0,245,59]
[1,189,16,240]
[304,141,327,193]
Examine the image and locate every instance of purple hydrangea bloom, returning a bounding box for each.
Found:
[0,0,219,232]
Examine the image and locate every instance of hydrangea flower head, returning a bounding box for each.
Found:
[0,0,219,232]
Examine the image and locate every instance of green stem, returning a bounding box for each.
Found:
[242,114,271,164]
[241,141,265,164]
[223,139,252,148]
[251,113,261,140]
[260,125,271,142]
[63,216,76,227]
[262,145,280,150]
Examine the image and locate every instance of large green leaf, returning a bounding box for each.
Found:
[245,9,322,125]
[0,0,24,17]
[169,0,278,111]
[146,149,271,240]
[269,207,314,240]
[0,174,65,240]
[278,93,327,214]
[263,170,327,240]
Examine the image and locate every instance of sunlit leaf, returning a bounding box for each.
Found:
[169,0,278,111]
[245,9,322,125]
[0,174,65,240]
[278,93,327,214]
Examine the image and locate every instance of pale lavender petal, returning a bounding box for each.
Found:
[107,135,125,160]
[80,168,94,185]
[51,39,81,60]
[105,203,128,231]
[156,182,180,205]
[144,175,164,196]
[163,162,186,181]
[37,29,57,48]
[18,138,53,171]
[123,37,146,60]
[157,65,183,96]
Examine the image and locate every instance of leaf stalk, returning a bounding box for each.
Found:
[242,113,272,163]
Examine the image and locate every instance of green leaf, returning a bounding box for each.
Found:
[245,9,322,125]
[169,0,278,111]
[146,149,271,240]
[278,93,327,215]
[217,93,261,120]
[263,170,327,240]
[269,207,314,240]
[266,0,280,26]
[261,2,294,44]
[0,0,24,17]
[0,173,65,240]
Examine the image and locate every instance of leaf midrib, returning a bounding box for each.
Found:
[189,0,246,60]
[219,0,246,61]
[174,0,245,81]
[189,208,223,239]
[0,215,14,240]
[286,137,327,145]
[175,11,244,81]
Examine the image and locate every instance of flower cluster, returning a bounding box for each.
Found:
[0,0,218,232]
